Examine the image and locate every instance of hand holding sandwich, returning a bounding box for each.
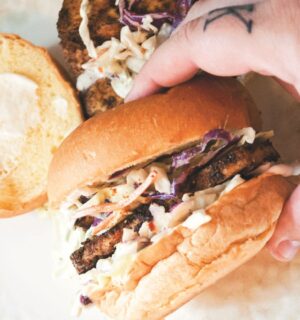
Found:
[49,75,295,319]
[126,0,300,262]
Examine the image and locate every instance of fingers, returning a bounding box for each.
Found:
[126,1,266,101]
[126,4,256,101]
[126,0,300,102]
[125,32,199,101]
[267,185,300,261]
[176,0,266,32]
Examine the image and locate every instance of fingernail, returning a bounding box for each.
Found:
[125,84,138,102]
[125,90,134,103]
[291,240,300,247]
[276,240,300,261]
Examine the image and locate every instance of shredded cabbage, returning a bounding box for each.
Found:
[55,128,280,313]
[77,0,191,98]
[171,129,237,194]
[171,129,234,169]
[118,0,194,30]
[77,23,172,98]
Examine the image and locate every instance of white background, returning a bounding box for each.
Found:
[0,1,300,319]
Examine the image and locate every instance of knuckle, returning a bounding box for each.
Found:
[175,18,201,48]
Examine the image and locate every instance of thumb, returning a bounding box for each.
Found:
[267,185,300,261]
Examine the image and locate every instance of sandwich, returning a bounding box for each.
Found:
[0,33,83,218]
[48,74,294,319]
[57,0,194,116]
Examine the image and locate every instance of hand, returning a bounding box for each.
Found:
[126,0,300,262]
[267,185,300,261]
[126,0,300,101]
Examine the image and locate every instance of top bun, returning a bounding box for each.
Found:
[48,74,254,207]
[0,34,83,217]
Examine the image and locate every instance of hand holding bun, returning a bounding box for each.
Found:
[124,0,300,264]
[267,184,300,261]
[48,75,294,320]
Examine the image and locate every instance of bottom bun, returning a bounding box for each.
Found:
[90,174,294,320]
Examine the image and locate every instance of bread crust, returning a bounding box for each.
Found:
[47,73,293,318]
[0,33,83,217]
[48,75,255,207]
[0,194,47,218]
[89,174,294,320]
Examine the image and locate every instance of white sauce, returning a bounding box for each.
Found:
[79,0,97,58]
[77,6,172,98]
[141,15,158,32]
[55,161,247,311]
[221,174,245,195]
[52,97,68,119]
[126,168,148,187]
[236,127,256,145]
[150,164,172,194]
[0,73,40,176]
[77,67,104,91]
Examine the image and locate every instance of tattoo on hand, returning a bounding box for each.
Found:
[204,4,255,33]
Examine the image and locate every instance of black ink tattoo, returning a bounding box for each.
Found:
[204,4,255,33]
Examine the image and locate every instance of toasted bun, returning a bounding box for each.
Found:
[48,74,254,207]
[89,174,294,320]
[0,34,83,217]
[48,74,294,319]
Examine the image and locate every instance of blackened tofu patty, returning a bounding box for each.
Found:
[75,215,95,230]
[194,139,279,191]
[82,78,123,117]
[71,205,152,274]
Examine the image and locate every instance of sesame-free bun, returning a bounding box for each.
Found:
[90,174,294,320]
[47,74,295,319]
[48,74,254,206]
[0,34,83,217]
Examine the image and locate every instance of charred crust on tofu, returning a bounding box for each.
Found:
[70,205,152,274]
[75,216,95,230]
[70,138,280,275]
[192,139,279,191]
[82,78,123,116]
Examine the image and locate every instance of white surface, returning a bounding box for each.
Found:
[0,1,300,320]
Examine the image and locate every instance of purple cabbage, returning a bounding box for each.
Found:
[80,295,92,306]
[118,0,194,30]
[144,191,182,212]
[170,129,238,194]
[172,129,233,169]
[92,217,103,227]
[145,192,178,201]
[173,0,193,28]
[122,10,174,29]
[92,212,112,227]
[170,150,222,194]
